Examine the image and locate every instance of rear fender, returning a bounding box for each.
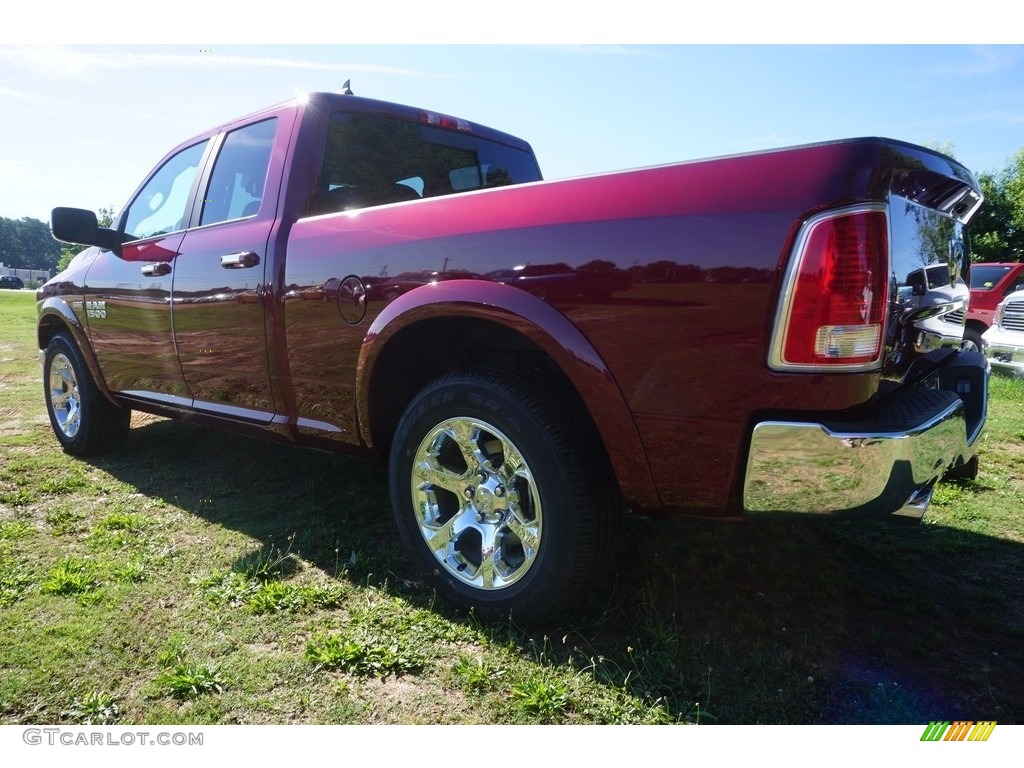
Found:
[356,279,660,508]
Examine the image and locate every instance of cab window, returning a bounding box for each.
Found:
[311,112,540,216]
[123,140,209,241]
[200,118,278,226]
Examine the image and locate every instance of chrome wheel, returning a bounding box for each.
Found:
[48,352,82,440]
[410,416,542,591]
[391,369,620,623]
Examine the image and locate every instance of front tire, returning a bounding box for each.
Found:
[388,369,619,624]
[43,332,130,456]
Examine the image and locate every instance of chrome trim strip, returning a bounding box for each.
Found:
[296,416,347,435]
[119,390,194,409]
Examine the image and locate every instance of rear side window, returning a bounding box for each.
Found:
[312,112,540,215]
[200,118,278,226]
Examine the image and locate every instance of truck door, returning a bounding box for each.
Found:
[171,114,288,423]
[85,138,212,404]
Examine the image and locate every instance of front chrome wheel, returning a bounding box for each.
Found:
[48,352,82,439]
[411,417,542,590]
[42,332,130,456]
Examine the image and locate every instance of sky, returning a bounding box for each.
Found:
[1,12,1022,226]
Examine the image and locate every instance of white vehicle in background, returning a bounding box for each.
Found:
[983,288,1024,377]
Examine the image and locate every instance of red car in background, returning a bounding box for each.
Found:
[959,262,1024,350]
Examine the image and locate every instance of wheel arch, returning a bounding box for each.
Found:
[37,298,116,403]
[356,280,659,508]
[964,318,987,336]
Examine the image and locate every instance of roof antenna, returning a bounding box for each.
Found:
[341,80,353,96]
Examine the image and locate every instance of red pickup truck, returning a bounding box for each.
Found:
[39,91,988,622]
[954,262,1024,350]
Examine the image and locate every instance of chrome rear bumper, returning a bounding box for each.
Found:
[743,351,987,520]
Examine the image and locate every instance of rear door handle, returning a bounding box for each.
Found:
[220,251,260,269]
[141,262,172,277]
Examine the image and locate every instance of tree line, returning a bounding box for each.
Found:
[0,208,116,275]
[0,216,63,273]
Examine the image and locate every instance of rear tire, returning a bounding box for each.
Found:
[388,369,620,624]
[43,332,130,456]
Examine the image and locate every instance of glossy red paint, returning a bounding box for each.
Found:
[281,138,903,510]
[39,92,984,517]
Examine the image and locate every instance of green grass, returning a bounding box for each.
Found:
[2,289,1024,724]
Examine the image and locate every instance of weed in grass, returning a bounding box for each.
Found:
[0,488,36,507]
[0,520,33,540]
[40,472,89,496]
[156,636,190,669]
[234,540,299,582]
[40,557,101,598]
[62,690,120,724]
[510,673,573,723]
[245,580,299,613]
[192,570,261,608]
[244,581,346,614]
[305,633,425,678]
[155,663,226,699]
[110,560,148,583]
[45,505,86,535]
[453,654,506,693]
[0,560,33,607]
[96,510,147,532]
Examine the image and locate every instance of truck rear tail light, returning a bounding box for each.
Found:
[771,206,889,371]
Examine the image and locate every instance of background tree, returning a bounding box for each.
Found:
[0,216,62,272]
[969,149,1024,263]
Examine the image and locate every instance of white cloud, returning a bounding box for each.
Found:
[0,46,437,81]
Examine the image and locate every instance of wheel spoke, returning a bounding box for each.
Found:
[423,506,474,554]
[477,540,497,589]
[500,443,528,480]
[413,461,468,495]
[504,514,540,554]
[448,420,483,473]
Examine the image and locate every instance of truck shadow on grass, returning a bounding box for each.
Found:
[93,417,1024,725]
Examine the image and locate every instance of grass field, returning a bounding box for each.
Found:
[2,288,1023,724]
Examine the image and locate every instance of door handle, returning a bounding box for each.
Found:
[220,251,260,269]
[141,262,172,277]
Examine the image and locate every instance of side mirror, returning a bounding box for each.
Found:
[51,207,121,252]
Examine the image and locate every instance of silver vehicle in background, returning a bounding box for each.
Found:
[983,288,1024,377]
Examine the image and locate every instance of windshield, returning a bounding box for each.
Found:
[970,265,1012,290]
